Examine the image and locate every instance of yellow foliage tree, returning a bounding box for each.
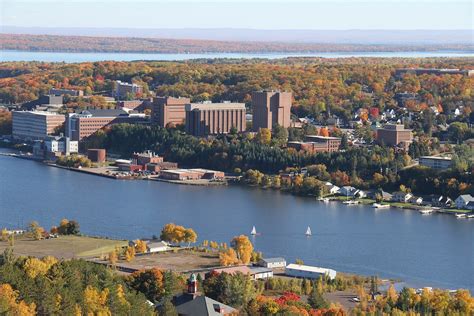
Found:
[0,284,36,315]
[134,240,147,253]
[23,256,57,279]
[256,128,272,145]
[124,246,135,262]
[108,250,118,266]
[1,228,8,242]
[231,235,254,264]
[219,248,239,266]
[28,221,44,240]
[83,285,111,316]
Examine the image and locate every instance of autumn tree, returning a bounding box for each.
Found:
[0,284,36,315]
[134,240,147,253]
[231,235,254,264]
[124,246,136,262]
[28,221,44,240]
[256,128,271,145]
[83,285,111,315]
[219,248,239,266]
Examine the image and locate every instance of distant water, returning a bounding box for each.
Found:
[0,149,473,292]
[1,50,473,63]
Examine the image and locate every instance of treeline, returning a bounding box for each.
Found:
[2,34,473,54]
[0,59,472,124]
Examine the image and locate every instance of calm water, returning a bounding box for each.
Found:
[1,50,473,63]
[0,151,473,291]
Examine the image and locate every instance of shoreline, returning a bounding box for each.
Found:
[2,151,471,217]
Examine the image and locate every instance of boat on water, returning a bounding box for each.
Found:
[455,213,467,219]
[251,226,257,235]
[467,214,474,219]
[372,203,390,209]
[322,198,330,203]
[419,208,434,215]
[305,226,312,236]
[343,200,359,205]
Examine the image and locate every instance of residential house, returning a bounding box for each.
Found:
[258,257,287,269]
[430,195,453,207]
[466,201,474,211]
[324,182,340,195]
[455,195,474,209]
[409,196,423,205]
[339,186,358,197]
[392,191,414,203]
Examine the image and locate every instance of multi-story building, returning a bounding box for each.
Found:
[12,111,65,140]
[66,109,148,141]
[113,80,143,100]
[185,102,246,136]
[132,150,164,165]
[287,135,341,153]
[419,156,453,170]
[152,96,191,127]
[252,90,292,131]
[22,95,63,111]
[44,136,78,155]
[116,99,152,112]
[376,124,413,147]
[49,88,84,97]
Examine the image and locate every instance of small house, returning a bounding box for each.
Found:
[339,186,358,197]
[409,196,423,205]
[147,241,169,253]
[392,191,413,203]
[324,182,340,195]
[455,195,474,209]
[259,257,287,269]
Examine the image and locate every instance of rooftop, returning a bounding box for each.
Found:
[186,102,246,111]
[176,295,236,316]
[286,263,336,275]
[261,257,286,263]
[420,156,452,161]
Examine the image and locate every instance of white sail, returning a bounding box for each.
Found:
[306,226,312,236]
[251,226,257,235]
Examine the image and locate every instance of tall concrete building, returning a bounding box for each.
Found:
[376,124,413,147]
[12,111,65,140]
[185,102,246,136]
[252,90,292,131]
[152,96,191,127]
[113,80,143,100]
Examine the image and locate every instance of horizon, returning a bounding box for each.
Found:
[1,0,472,30]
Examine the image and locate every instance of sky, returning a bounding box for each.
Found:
[0,0,472,30]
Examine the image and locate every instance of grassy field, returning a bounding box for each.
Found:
[111,249,220,272]
[0,235,128,259]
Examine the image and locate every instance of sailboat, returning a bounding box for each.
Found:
[305,226,312,236]
[251,226,257,235]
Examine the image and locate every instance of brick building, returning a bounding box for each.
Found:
[66,109,148,141]
[288,136,341,154]
[152,96,191,127]
[185,102,246,136]
[252,90,292,131]
[376,124,413,147]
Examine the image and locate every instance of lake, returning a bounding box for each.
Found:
[1,50,473,63]
[0,150,473,291]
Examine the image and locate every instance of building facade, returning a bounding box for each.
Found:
[152,96,191,127]
[44,137,78,155]
[185,102,246,136]
[49,88,84,97]
[252,90,292,131]
[113,80,143,99]
[12,111,65,140]
[376,124,413,147]
[419,156,453,170]
[285,263,337,280]
[66,109,148,141]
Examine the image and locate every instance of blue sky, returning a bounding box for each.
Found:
[1,0,472,30]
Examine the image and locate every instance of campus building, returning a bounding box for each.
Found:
[12,111,65,140]
[113,80,143,99]
[287,135,341,153]
[376,124,413,147]
[66,109,148,141]
[252,90,292,130]
[185,102,246,136]
[152,96,191,127]
[395,68,474,77]
[419,156,453,170]
[49,88,84,97]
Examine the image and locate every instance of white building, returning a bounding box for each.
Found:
[285,263,337,280]
[419,156,452,170]
[146,241,169,253]
[324,182,340,195]
[455,195,474,209]
[392,191,413,203]
[250,267,274,280]
[259,257,287,269]
[44,137,78,155]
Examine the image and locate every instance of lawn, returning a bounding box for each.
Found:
[0,235,128,259]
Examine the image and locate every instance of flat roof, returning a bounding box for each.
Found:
[305,135,341,140]
[186,102,246,111]
[286,263,336,275]
[420,156,452,161]
[262,257,286,263]
[13,110,64,116]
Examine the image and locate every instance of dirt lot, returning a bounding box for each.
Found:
[113,250,220,272]
[0,235,128,259]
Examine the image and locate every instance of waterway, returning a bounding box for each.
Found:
[0,149,472,291]
[1,50,473,63]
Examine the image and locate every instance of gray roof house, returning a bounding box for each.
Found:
[259,257,287,268]
[176,296,237,316]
